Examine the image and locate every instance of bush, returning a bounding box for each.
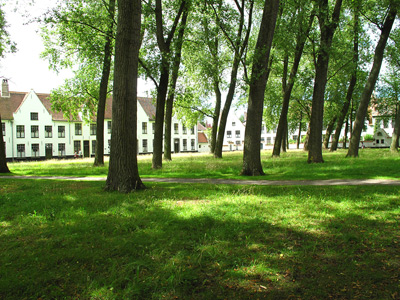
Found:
[363,134,374,141]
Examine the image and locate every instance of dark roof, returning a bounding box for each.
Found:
[0,92,26,120]
[198,132,208,143]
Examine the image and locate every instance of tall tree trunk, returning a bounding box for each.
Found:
[272,10,314,157]
[241,0,279,176]
[105,0,144,192]
[331,7,359,152]
[164,7,189,161]
[152,0,187,169]
[94,0,115,167]
[214,0,254,158]
[297,112,302,149]
[343,118,349,148]
[347,6,397,157]
[323,116,336,149]
[0,115,10,173]
[308,0,342,163]
[210,82,221,153]
[390,103,400,152]
[303,124,310,151]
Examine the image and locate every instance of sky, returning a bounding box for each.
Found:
[0,1,153,95]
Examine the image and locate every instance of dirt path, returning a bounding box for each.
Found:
[2,175,400,186]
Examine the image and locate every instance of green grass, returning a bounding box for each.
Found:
[4,148,400,181]
[1,179,399,299]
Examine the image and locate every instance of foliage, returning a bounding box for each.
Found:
[0,4,16,58]
[363,133,373,141]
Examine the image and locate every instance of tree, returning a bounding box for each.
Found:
[307,0,343,163]
[241,0,280,176]
[0,114,9,173]
[41,0,116,166]
[347,3,397,157]
[105,0,144,192]
[0,6,16,173]
[272,2,315,157]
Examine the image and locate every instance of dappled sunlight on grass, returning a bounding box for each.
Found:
[1,179,399,298]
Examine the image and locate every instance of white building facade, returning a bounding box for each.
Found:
[1,84,198,160]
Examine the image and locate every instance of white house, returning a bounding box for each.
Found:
[1,81,198,160]
[222,111,246,151]
[197,123,209,153]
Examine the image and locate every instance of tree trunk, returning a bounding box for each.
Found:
[94,0,115,167]
[210,82,221,154]
[303,124,310,151]
[105,0,144,192]
[297,112,302,149]
[281,120,287,152]
[307,0,342,163]
[241,0,279,176]
[164,7,189,161]
[0,115,10,173]
[272,10,314,157]
[390,104,400,152]
[347,6,397,157]
[323,116,336,149]
[343,119,348,148]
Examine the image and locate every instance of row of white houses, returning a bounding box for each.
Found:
[1,81,199,160]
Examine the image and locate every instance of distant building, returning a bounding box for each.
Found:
[0,80,198,160]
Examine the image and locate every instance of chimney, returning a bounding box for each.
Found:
[2,79,10,98]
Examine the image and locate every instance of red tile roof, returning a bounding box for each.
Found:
[0,92,26,120]
[138,97,156,121]
[198,132,208,143]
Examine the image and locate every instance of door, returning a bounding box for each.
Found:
[84,140,90,157]
[45,144,52,159]
[174,139,180,153]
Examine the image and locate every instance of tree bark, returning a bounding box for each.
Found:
[105,0,144,192]
[0,115,10,173]
[272,10,314,157]
[390,103,400,152]
[152,0,187,169]
[323,116,336,149]
[214,0,254,158]
[94,0,115,167]
[164,7,189,161]
[210,82,221,153]
[297,112,302,149]
[303,124,310,151]
[347,5,397,157]
[308,0,342,163]
[241,0,280,176]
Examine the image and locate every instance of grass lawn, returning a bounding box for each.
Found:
[1,149,400,299]
[3,148,400,181]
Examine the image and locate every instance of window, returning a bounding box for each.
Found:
[236,140,241,145]
[183,139,187,151]
[235,130,240,138]
[376,139,380,144]
[174,123,179,134]
[17,125,25,138]
[191,139,195,150]
[262,126,265,133]
[45,126,52,138]
[90,124,96,135]
[31,125,39,138]
[227,131,232,138]
[1,122,5,136]
[58,143,65,157]
[30,112,38,120]
[74,140,81,153]
[292,135,297,141]
[182,125,187,134]
[142,122,147,134]
[143,139,148,152]
[261,137,265,142]
[191,126,195,135]
[232,122,236,127]
[58,126,65,138]
[107,121,112,134]
[75,123,82,135]
[267,137,271,144]
[17,144,25,158]
[31,144,39,157]
[92,140,96,155]
[381,139,384,144]
[108,139,111,152]
[152,123,155,134]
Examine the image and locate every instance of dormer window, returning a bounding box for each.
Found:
[232,122,236,127]
[31,112,38,120]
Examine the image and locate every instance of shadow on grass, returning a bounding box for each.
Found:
[0,180,399,299]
